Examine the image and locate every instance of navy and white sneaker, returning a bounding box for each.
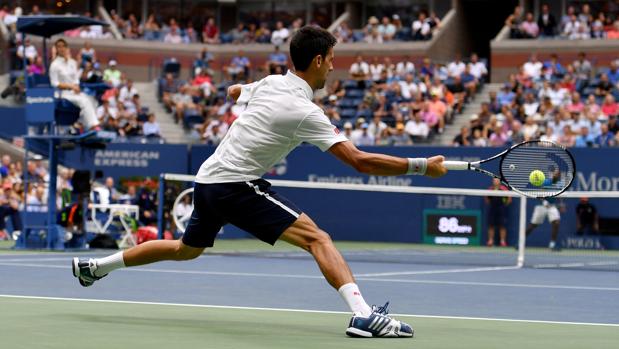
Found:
[72,257,106,287]
[346,302,414,338]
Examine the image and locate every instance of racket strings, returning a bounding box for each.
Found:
[500,141,574,198]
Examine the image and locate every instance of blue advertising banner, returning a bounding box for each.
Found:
[63,143,188,178]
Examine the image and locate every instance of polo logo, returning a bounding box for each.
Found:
[334,127,340,135]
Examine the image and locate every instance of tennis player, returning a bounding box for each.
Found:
[73,26,447,338]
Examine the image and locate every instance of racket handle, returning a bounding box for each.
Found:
[443,161,470,171]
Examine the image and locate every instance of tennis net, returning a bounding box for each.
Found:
[160,174,619,271]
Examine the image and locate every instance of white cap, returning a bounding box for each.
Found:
[344,121,353,129]
[109,59,117,66]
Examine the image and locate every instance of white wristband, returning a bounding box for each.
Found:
[407,158,427,175]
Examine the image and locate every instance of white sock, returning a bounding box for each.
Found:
[338,283,372,317]
[94,251,125,277]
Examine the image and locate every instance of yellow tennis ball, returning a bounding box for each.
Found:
[529,170,546,187]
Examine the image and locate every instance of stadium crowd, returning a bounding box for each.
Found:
[454,52,619,148]
[507,2,619,39]
[159,48,486,146]
[111,10,440,44]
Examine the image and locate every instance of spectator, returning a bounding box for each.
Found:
[591,12,606,38]
[266,46,288,75]
[540,126,559,143]
[351,123,375,146]
[497,84,516,106]
[103,59,122,87]
[229,23,248,44]
[173,85,201,124]
[468,53,488,81]
[27,56,45,75]
[520,12,539,38]
[271,21,290,46]
[118,79,137,104]
[522,116,539,140]
[0,155,10,178]
[471,128,487,146]
[595,123,615,147]
[161,73,181,112]
[575,126,595,147]
[143,113,161,138]
[143,14,161,40]
[523,54,543,81]
[78,41,96,66]
[364,27,383,44]
[562,14,582,39]
[488,123,508,146]
[485,178,511,247]
[342,121,353,140]
[558,124,576,146]
[447,53,466,78]
[226,50,251,81]
[427,92,447,133]
[506,5,524,38]
[49,39,100,131]
[395,56,415,76]
[0,182,22,240]
[17,38,38,63]
[538,4,557,38]
[452,126,471,146]
[601,94,618,118]
[405,111,429,141]
[202,17,219,44]
[367,114,387,140]
[164,27,183,44]
[368,56,384,82]
[390,123,412,145]
[334,21,352,43]
[412,12,431,40]
[576,197,599,235]
[349,55,370,81]
[377,16,396,41]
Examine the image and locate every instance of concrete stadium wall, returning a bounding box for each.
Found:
[491,39,619,83]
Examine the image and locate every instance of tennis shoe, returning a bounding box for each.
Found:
[72,257,106,287]
[345,302,413,338]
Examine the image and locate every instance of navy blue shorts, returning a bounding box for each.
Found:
[182,179,302,248]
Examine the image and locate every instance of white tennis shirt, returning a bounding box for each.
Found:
[195,71,348,184]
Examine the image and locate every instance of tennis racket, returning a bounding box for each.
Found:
[443,140,575,198]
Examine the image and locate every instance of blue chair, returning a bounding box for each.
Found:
[162,58,181,78]
[183,109,203,129]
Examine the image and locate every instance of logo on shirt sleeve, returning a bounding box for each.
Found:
[334,127,340,135]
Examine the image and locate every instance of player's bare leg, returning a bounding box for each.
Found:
[72,240,204,286]
[280,213,413,338]
[487,226,495,246]
[123,240,204,266]
[499,226,508,246]
[279,213,353,289]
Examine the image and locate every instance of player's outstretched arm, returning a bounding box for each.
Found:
[329,141,447,178]
[227,84,242,102]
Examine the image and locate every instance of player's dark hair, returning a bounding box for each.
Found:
[290,26,336,72]
[54,38,68,47]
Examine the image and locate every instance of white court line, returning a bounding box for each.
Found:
[356,265,521,277]
[0,294,617,327]
[1,261,619,291]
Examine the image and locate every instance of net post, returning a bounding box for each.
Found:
[157,173,165,239]
[517,196,527,268]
